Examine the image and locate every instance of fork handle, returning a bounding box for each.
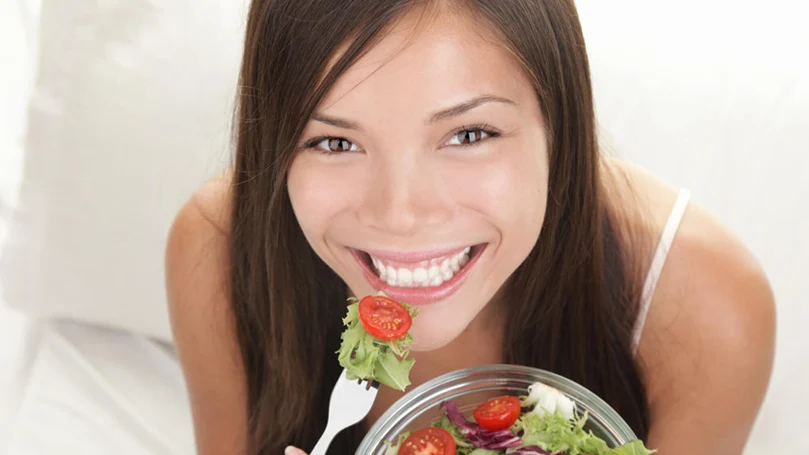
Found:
[310,426,338,455]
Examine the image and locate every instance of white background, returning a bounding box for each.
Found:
[0,0,41,448]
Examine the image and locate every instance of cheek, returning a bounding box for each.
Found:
[449,143,549,233]
[287,157,347,244]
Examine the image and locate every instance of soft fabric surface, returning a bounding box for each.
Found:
[6,321,194,455]
[0,0,41,449]
[0,0,243,342]
[0,306,38,453]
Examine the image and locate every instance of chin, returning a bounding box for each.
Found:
[406,312,469,352]
[409,335,455,352]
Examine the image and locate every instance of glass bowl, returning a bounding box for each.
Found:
[357,364,638,454]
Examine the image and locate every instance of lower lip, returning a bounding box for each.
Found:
[351,245,486,306]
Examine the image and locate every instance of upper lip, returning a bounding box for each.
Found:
[355,246,475,263]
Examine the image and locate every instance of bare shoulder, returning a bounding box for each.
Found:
[187,169,233,234]
[609,159,776,453]
[165,169,248,454]
[166,168,233,308]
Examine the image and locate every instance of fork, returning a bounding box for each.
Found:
[310,368,380,455]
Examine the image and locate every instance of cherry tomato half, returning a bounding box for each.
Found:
[399,427,456,455]
[472,396,521,431]
[358,295,412,341]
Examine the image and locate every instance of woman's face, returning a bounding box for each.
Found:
[288,10,549,351]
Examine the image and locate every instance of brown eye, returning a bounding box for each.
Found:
[310,137,359,153]
[460,130,484,144]
[327,138,353,152]
[445,128,494,146]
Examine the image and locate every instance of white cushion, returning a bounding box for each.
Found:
[7,321,193,455]
[0,0,246,341]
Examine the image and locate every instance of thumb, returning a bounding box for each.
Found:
[284,446,308,455]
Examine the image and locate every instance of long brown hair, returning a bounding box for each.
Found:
[230,0,650,453]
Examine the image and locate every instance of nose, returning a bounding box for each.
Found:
[357,155,452,237]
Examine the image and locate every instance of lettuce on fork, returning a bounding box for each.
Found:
[337,297,418,391]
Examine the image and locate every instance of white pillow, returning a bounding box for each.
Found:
[0,0,247,342]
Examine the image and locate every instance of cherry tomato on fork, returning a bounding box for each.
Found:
[399,427,457,455]
[472,396,522,431]
[358,295,413,341]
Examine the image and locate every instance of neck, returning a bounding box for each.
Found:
[409,298,506,382]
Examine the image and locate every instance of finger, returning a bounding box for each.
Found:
[284,446,307,455]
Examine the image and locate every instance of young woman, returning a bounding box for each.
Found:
[165,0,776,454]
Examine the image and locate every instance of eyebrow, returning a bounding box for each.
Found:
[311,113,363,131]
[310,95,517,131]
[428,95,517,124]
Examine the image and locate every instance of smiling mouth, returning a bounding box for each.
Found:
[354,245,486,288]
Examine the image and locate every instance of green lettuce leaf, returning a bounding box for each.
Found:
[514,410,655,455]
[608,440,657,455]
[336,298,417,391]
[579,433,610,455]
[373,347,415,391]
[337,321,378,380]
[433,414,475,449]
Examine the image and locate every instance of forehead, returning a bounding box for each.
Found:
[317,7,533,116]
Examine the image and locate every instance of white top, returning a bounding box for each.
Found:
[631,189,692,354]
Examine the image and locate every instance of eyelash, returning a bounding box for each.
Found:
[301,124,502,155]
[446,124,502,146]
[301,136,359,155]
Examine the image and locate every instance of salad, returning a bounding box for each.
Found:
[384,382,655,455]
[338,294,418,391]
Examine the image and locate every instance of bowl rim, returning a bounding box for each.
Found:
[358,364,638,454]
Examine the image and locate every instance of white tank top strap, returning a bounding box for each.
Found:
[631,189,692,355]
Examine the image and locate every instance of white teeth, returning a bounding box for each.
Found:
[440,259,450,273]
[413,267,428,283]
[397,268,413,287]
[450,255,460,272]
[368,247,475,288]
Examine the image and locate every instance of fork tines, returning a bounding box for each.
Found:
[356,379,381,390]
